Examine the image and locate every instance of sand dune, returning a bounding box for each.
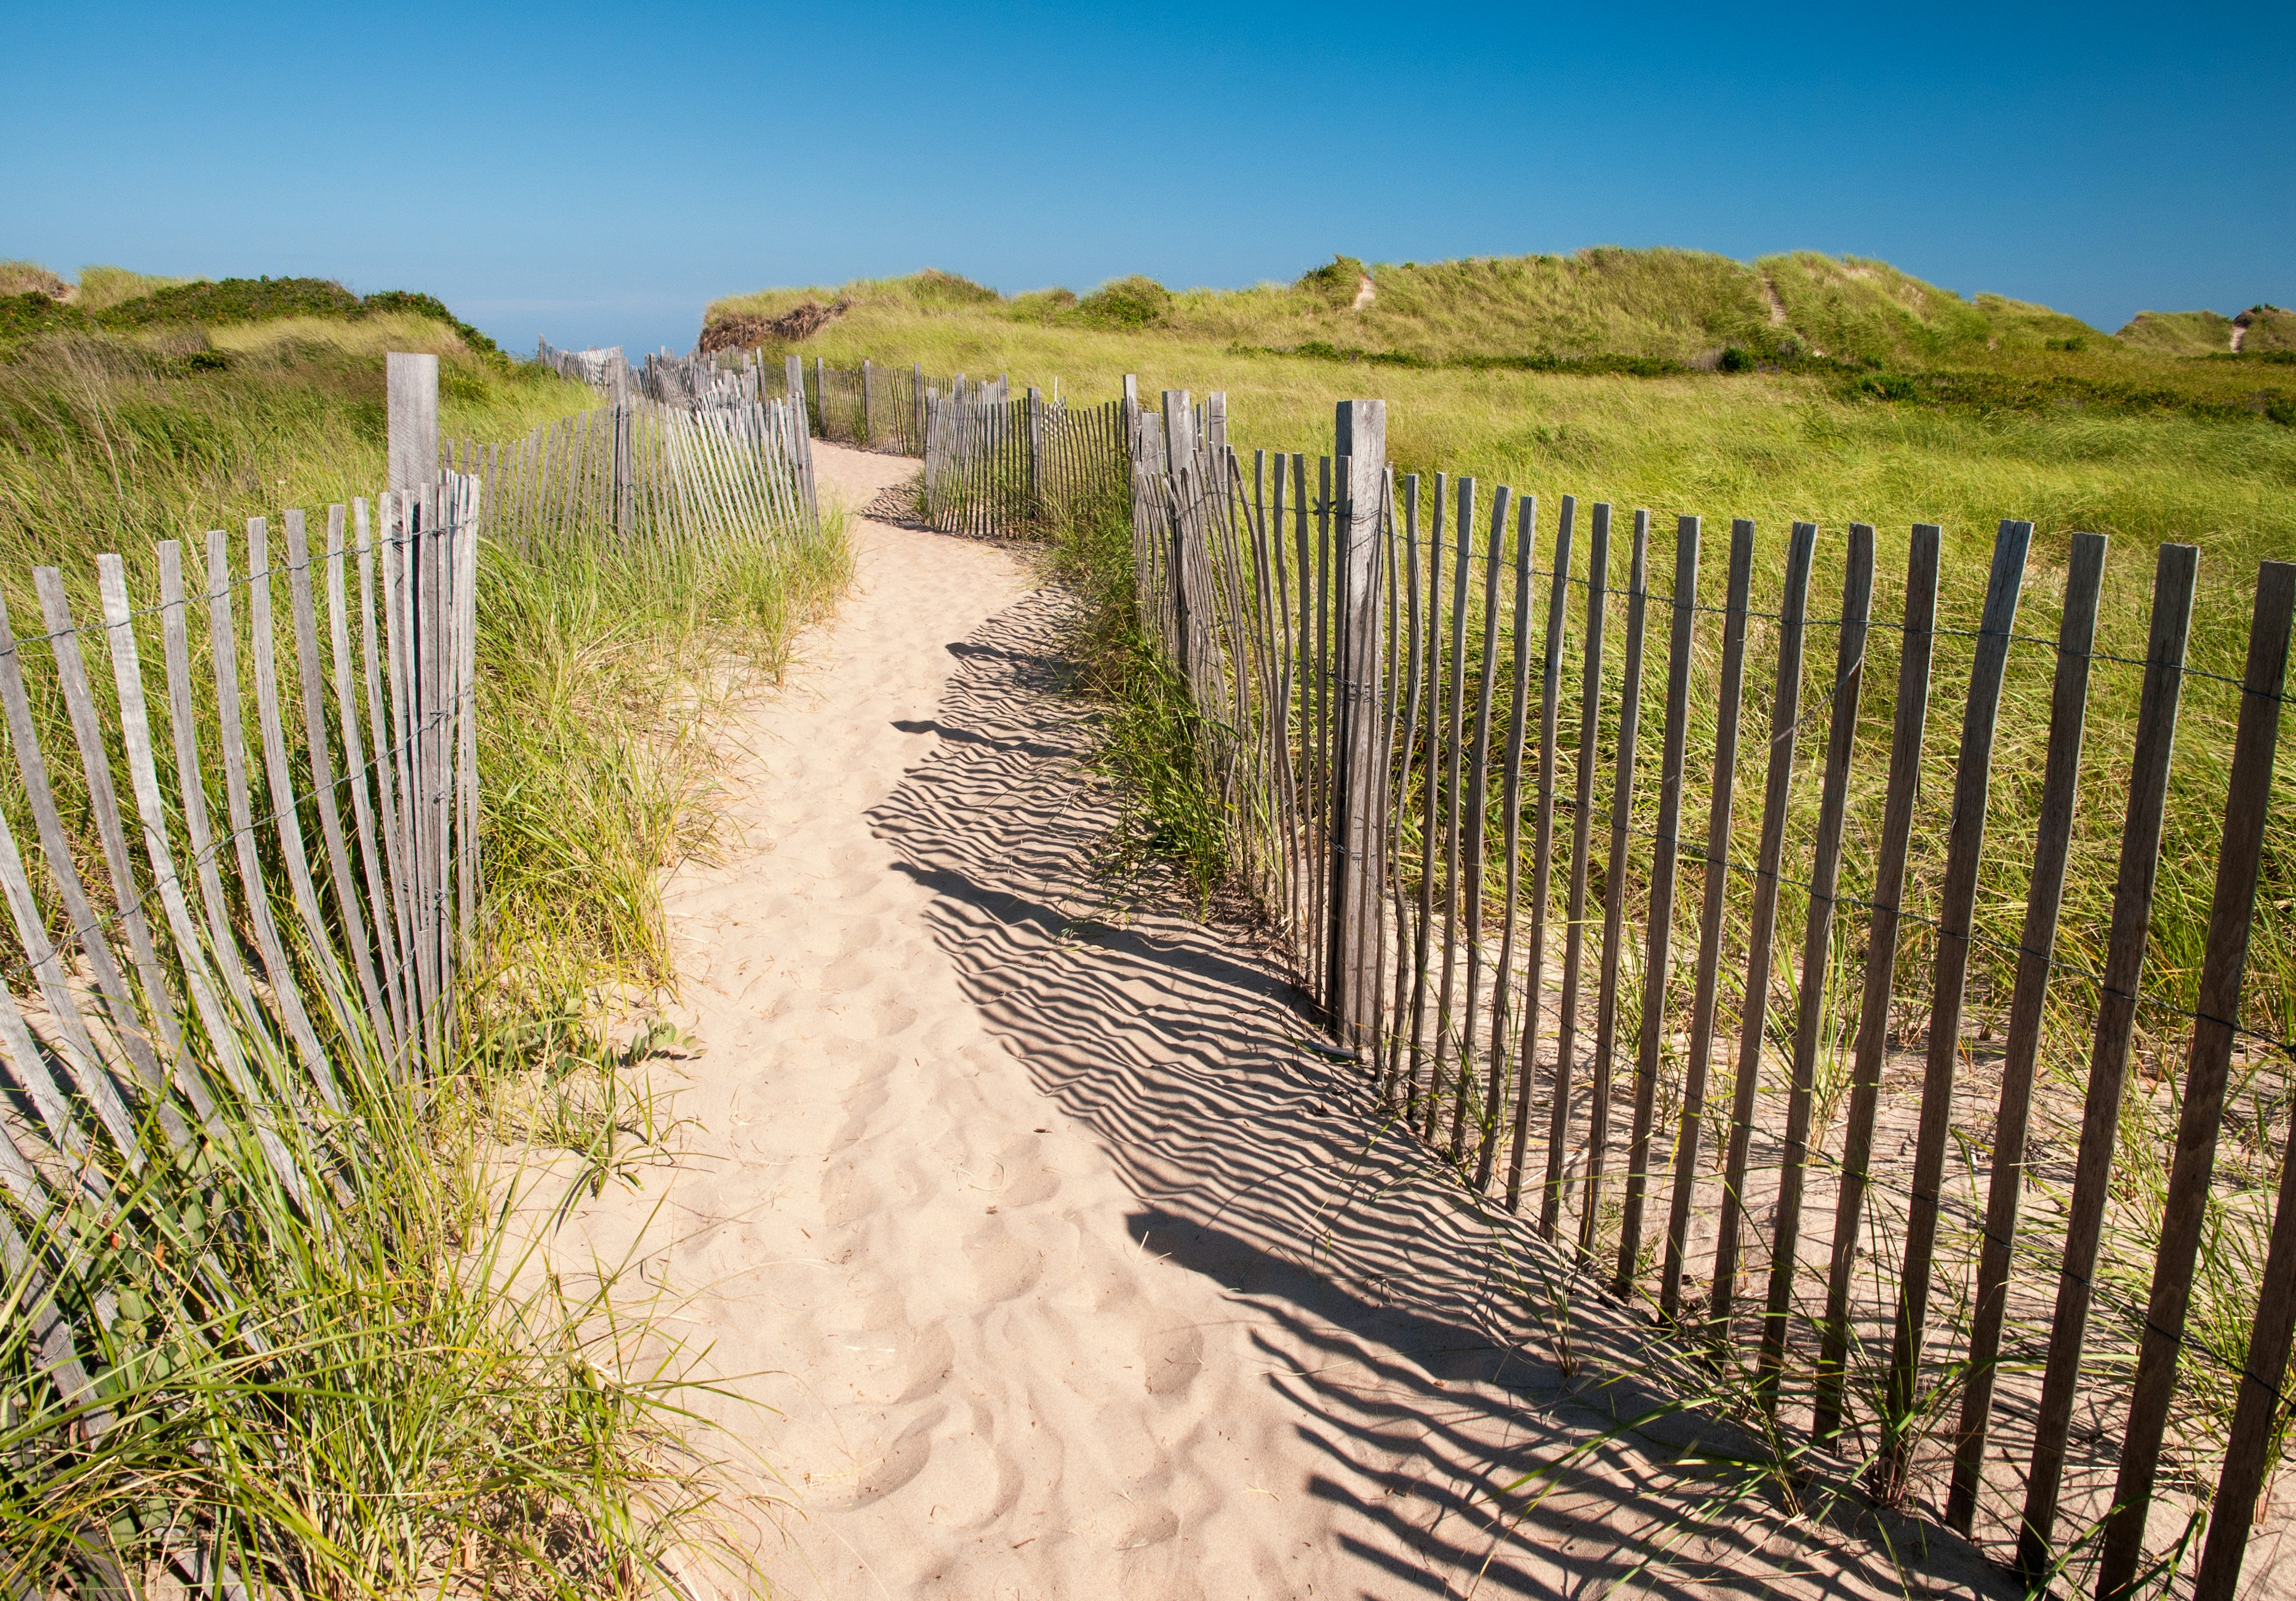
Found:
[556,441,2017,1599]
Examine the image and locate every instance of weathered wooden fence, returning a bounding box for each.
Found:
[920,382,1127,539]
[0,456,481,1469]
[899,367,2296,1601]
[0,343,825,1588]
[536,338,630,396]
[447,395,816,553]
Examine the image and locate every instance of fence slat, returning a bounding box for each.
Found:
[32,571,191,1091]
[1708,522,1816,1331]
[1659,517,1756,1321]
[1455,485,1510,1163]
[1407,477,1445,1119]
[95,554,255,1113]
[290,511,393,1054]
[207,527,340,1111]
[251,516,358,1050]
[2096,559,2296,1601]
[1513,496,1572,1212]
[32,574,199,1155]
[1755,523,1874,1402]
[1813,523,1941,1435]
[1428,478,1471,1142]
[1943,529,2106,1527]
[0,780,140,1160]
[158,541,279,1065]
[1616,516,1700,1296]
[1543,502,1605,1230]
[1481,492,1536,1162]
[0,588,167,1097]
[2013,540,2197,1572]
[1876,519,2032,1493]
[1580,513,1649,1262]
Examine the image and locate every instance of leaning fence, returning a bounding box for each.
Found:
[921,382,1128,539]
[0,343,823,1590]
[0,475,480,1541]
[442,396,817,553]
[887,360,2296,1601]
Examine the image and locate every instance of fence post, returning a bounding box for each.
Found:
[386,352,438,496]
[612,403,633,538]
[784,353,817,515]
[1158,392,1199,684]
[862,358,875,446]
[1026,386,1045,514]
[1122,374,1141,456]
[814,356,826,436]
[1327,399,1387,1042]
[913,362,926,453]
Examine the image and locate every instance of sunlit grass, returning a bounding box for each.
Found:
[0,317,848,1591]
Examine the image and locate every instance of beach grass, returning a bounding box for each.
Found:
[0,304,848,1591]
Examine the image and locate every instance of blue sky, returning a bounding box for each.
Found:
[5,0,2290,358]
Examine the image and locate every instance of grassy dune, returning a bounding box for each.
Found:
[710,257,2296,569]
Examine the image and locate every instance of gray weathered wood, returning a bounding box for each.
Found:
[1708,522,1816,1330]
[387,352,439,492]
[1329,401,1388,1039]
[1755,524,1874,1401]
[1480,492,1537,1168]
[1510,496,1572,1213]
[1407,476,1446,1120]
[454,483,480,954]
[0,586,167,1096]
[1876,519,2032,1495]
[1454,485,1511,1161]
[1659,517,1756,1321]
[1580,513,1649,1261]
[32,569,189,1085]
[207,527,341,1110]
[1428,478,1473,1140]
[2096,561,2296,1601]
[1615,516,1700,1296]
[294,510,393,1051]
[158,541,277,1062]
[358,499,418,1062]
[1814,523,1941,1436]
[251,516,354,1040]
[2014,540,2196,1573]
[96,553,252,1111]
[1543,501,1607,1233]
[0,769,140,1158]
[1943,529,2105,1526]
[1312,455,1332,1007]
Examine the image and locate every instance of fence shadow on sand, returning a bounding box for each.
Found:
[863,585,2022,1601]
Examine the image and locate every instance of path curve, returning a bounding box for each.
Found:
[564,442,2016,1601]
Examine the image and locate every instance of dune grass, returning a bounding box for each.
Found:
[735,297,2296,568]
[1,994,734,1596]
[0,313,850,1591]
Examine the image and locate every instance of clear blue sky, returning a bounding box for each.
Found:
[6,0,2289,359]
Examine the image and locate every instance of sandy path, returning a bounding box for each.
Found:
[563,443,2018,1600]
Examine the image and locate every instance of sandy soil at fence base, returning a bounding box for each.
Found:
[550,441,2022,1600]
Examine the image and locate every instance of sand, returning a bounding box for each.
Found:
[557,441,2022,1600]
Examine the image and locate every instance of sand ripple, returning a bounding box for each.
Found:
[557,442,2019,1601]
